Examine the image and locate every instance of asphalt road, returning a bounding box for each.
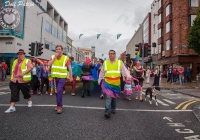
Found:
[0,82,200,140]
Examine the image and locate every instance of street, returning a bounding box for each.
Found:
[0,82,200,140]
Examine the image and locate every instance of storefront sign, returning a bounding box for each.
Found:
[6,42,12,44]
[32,0,45,12]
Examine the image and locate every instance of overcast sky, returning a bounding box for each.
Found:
[49,0,152,59]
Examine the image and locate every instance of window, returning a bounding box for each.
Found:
[153,24,155,34]
[166,4,171,17]
[166,40,172,50]
[45,40,51,50]
[51,44,56,51]
[58,30,62,41]
[158,13,162,23]
[190,0,199,7]
[45,21,51,33]
[158,0,162,9]
[63,35,66,43]
[158,28,162,38]
[85,52,89,55]
[190,15,196,26]
[52,26,57,38]
[158,44,162,53]
[166,21,171,33]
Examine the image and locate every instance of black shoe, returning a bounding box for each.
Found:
[111,110,115,114]
[104,113,111,118]
[87,91,91,96]
[81,91,84,98]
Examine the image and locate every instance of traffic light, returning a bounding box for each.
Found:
[144,43,151,57]
[135,43,142,57]
[36,42,43,56]
[29,42,35,56]
[126,53,130,64]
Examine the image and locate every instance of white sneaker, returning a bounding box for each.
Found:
[4,107,16,113]
[28,101,32,107]
[46,91,48,95]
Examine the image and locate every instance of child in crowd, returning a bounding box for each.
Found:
[123,75,139,101]
[134,84,143,101]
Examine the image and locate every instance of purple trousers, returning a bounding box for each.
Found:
[55,78,66,106]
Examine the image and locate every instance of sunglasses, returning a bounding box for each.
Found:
[18,53,24,55]
[109,53,115,55]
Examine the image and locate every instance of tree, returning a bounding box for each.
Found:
[187,6,200,55]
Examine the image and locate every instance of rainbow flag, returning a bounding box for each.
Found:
[134,49,140,63]
[101,77,121,98]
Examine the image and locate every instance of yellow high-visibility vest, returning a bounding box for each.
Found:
[11,58,31,82]
[104,59,122,78]
[51,55,69,78]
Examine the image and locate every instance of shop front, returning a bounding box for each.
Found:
[157,54,200,81]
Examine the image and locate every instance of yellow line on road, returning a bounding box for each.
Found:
[175,99,200,110]
[182,100,200,110]
[175,100,194,110]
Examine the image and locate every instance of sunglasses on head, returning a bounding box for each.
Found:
[18,53,24,55]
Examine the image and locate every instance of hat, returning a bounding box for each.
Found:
[17,49,26,54]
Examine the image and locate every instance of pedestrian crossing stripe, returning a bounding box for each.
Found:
[142,92,172,107]
[175,99,200,110]
[0,92,10,95]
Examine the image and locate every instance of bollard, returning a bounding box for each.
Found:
[196,75,199,87]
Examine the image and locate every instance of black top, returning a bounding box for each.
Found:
[81,64,94,76]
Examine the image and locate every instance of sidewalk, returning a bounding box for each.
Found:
[143,77,199,90]
[0,76,10,86]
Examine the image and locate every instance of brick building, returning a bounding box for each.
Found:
[156,0,200,79]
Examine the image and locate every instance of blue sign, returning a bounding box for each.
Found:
[32,0,45,12]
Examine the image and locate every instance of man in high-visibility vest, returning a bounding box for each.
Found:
[5,49,33,113]
[98,50,129,118]
[48,45,73,114]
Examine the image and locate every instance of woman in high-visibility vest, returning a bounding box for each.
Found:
[48,45,73,114]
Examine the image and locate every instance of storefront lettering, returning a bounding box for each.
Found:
[32,0,45,12]
[6,41,12,44]
[17,43,22,46]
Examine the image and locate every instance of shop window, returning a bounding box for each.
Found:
[158,13,162,23]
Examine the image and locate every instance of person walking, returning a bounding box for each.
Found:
[38,60,49,95]
[4,49,33,113]
[98,50,129,118]
[2,61,8,80]
[31,62,40,95]
[146,68,150,84]
[81,57,94,98]
[152,66,161,86]
[178,65,184,85]
[69,56,78,96]
[133,61,145,101]
[172,66,178,83]
[48,45,73,114]
[167,65,173,83]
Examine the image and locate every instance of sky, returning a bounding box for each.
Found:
[49,0,153,59]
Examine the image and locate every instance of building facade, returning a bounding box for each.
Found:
[157,0,200,78]
[71,46,84,64]
[79,47,93,60]
[126,25,143,59]
[67,36,72,56]
[0,0,68,72]
[143,13,152,68]
[151,0,159,69]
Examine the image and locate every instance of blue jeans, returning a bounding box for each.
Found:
[3,70,6,79]
[179,75,184,85]
[105,96,116,114]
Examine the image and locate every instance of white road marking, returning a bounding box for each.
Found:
[0,92,10,95]
[0,87,9,90]
[163,99,176,104]
[142,92,169,106]
[0,104,193,112]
